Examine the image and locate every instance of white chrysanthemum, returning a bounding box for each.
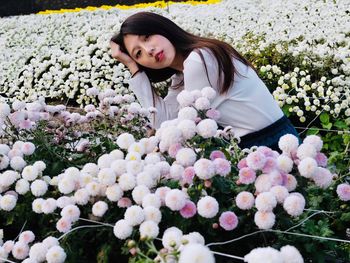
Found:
[201,87,216,100]
[18,230,35,244]
[126,160,143,175]
[177,119,197,140]
[81,163,99,177]
[117,133,135,149]
[139,220,159,239]
[33,161,46,173]
[128,142,146,157]
[160,126,183,149]
[22,258,36,263]
[297,157,317,178]
[85,181,101,196]
[236,191,255,210]
[165,189,187,211]
[179,243,215,263]
[303,135,323,152]
[113,219,133,239]
[118,173,136,191]
[12,241,29,260]
[0,103,11,118]
[283,193,305,217]
[254,211,276,229]
[254,174,272,193]
[143,207,162,223]
[169,163,185,181]
[0,170,18,187]
[244,247,281,263]
[197,196,219,218]
[29,242,47,262]
[143,164,161,180]
[0,144,10,155]
[276,155,293,173]
[22,165,39,181]
[56,196,75,208]
[10,156,27,171]
[46,245,66,263]
[92,201,108,217]
[313,167,333,189]
[60,204,80,222]
[125,152,141,162]
[162,227,183,250]
[41,198,57,214]
[278,134,299,154]
[97,154,113,169]
[270,186,289,204]
[176,148,197,167]
[296,143,317,160]
[196,119,218,138]
[155,186,171,205]
[110,160,127,176]
[142,193,161,208]
[124,205,145,226]
[140,137,159,154]
[195,97,211,110]
[0,154,10,170]
[15,179,30,195]
[58,177,75,195]
[42,236,59,249]
[255,192,277,212]
[136,171,156,188]
[0,194,17,211]
[97,168,116,186]
[182,232,205,245]
[280,245,304,263]
[30,179,48,197]
[21,142,35,156]
[194,158,215,180]
[132,184,151,204]
[74,188,90,205]
[32,198,44,213]
[177,90,195,107]
[144,153,161,165]
[109,149,124,160]
[178,107,198,121]
[105,184,123,202]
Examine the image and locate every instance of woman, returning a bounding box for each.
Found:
[110,12,300,150]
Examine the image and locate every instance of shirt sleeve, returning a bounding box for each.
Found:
[127,71,183,128]
[183,49,221,92]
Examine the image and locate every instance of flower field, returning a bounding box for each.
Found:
[0,0,349,262]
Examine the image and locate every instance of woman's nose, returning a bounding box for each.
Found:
[145,45,155,56]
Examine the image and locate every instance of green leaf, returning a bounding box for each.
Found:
[306,127,319,135]
[321,122,332,130]
[340,212,350,221]
[334,120,348,129]
[282,105,292,117]
[319,112,329,124]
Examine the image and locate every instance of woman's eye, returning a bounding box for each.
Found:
[135,50,141,59]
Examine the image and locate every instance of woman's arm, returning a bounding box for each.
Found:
[128,72,182,128]
[183,49,221,92]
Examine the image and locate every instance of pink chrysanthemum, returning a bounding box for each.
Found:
[209,150,226,161]
[336,183,350,201]
[180,200,197,218]
[238,167,256,185]
[246,151,266,170]
[219,211,238,231]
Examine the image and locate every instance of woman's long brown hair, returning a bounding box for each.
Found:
[111,12,254,95]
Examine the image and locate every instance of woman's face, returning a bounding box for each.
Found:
[123,34,181,70]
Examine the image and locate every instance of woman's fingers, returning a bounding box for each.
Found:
[110,41,134,65]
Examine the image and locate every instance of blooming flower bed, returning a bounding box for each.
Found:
[0,0,349,262]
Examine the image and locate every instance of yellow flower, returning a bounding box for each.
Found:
[37,0,221,15]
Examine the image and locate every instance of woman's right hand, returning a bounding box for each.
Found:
[110,41,139,74]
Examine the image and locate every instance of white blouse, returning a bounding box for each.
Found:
[128,48,283,137]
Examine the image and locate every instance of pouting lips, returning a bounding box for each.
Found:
[155,51,164,62]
